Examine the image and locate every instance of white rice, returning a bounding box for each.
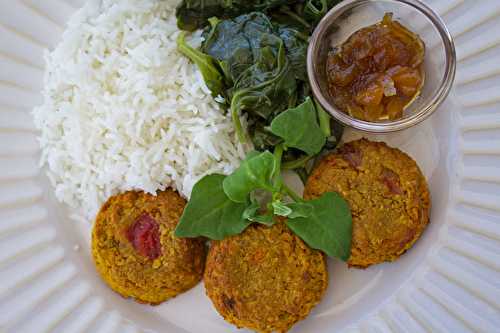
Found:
[33,0,249,222]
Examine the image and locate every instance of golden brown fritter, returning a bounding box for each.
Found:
[304,139,430,268]
[204,222,328,333]
[91,190,206,305]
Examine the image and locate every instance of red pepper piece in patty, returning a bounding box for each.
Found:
[127,213,162,260]
[340,145,363,168]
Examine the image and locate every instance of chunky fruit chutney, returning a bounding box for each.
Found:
[326,13,425,121]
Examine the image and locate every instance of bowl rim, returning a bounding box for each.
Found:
[307,0,457,133]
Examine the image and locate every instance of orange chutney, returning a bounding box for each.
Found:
[326,13,425,121]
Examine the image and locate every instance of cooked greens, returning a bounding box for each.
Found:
[177,32,225,96]
[200,13,304,144]
[176,0,343,31]
[177,11,341,158]
[176,0,292,31]
[176,3,346,162]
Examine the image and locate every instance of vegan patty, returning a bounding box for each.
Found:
[304,139,430,268]
[204,222,328,333]
[91,190,206,304]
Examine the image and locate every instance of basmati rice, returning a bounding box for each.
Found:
[33,0,249,222]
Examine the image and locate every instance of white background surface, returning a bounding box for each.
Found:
[0,0,499,332]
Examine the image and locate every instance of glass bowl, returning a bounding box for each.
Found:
[307,0,456,132]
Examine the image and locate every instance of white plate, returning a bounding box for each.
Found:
[0,0,499,332]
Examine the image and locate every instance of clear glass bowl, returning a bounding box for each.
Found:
[307,0,456,132]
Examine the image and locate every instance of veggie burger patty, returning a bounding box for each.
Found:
[304,139,430,268]
[204,222,328,333]
[91,190,206,304]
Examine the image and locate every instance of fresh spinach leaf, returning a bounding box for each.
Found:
[242,195,276,226]
[248,213,275,226]
[175,174,251,240]
[272,201,292,216]
[222,151,277,203]
[286,201,313,218]
[177,32,225,97]
[314,98,331,137]
[176,147,353,260]
[270,97,326,155]
[242,199,261,220]
[242,151,262,164]
[285,192,352,260]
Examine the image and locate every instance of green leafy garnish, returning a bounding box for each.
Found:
[272,201,293,216]
[175,174,251,240]
[286,201,313,218]
[223,151,277,202]
[242,199,261,219]
[270,97,326,155]
[176,144,353,261]
[314,98,332,137]
[285,192,352,260]
[248,212,276,226]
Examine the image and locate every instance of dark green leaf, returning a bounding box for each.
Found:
[277,26,309,81]
[270,97,326,155]
[223,151,277,203]
[314,98,331,137]
[285,192,352,260]
[326,119,344,150]
[230,36,297,124]
[249,213,276,226]
[242,199,260,220]
[202,13,276,84]
[248,120,282,151]
[176,32,225,96]
[282,154,312,170]
[242,197,276,226]
[286,201,313,218]
[243,150,261,162]
[175,174,251,240]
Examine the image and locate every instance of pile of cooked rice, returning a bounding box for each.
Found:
[33,0,248,222]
